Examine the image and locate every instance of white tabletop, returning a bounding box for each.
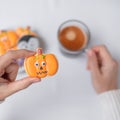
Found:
[0,0,120,120]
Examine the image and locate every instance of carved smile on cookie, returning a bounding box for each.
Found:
[36,70,48,75]
[34,60,48,77]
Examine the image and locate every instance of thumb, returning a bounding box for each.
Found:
[6,77,41,97]
[87,50,100,77]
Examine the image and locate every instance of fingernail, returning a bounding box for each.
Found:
[87,50,93,56]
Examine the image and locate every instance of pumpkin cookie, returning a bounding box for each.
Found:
[24,48,58,78]
[0,30,18,55]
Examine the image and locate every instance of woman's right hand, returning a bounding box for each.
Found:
[0,49,41,101]
[87,45,119,94]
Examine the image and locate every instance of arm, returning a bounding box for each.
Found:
[87,45,119,120]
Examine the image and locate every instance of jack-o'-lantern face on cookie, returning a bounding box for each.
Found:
[24,48,58,78]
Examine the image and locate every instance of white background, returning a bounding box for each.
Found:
[0,0,120,120]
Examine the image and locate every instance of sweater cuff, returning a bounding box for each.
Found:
[99,89,120,120]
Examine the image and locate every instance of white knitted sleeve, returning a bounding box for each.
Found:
[99,90,120,120]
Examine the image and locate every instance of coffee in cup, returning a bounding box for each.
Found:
[58,20,90,54]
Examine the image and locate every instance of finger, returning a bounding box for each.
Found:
[4,63,19,82]
[0,49,35,72]
[6,77,41,97]
[87,49,100,76]
[92,45,113,63]
[86,58,90,70]
[0,78,9,83]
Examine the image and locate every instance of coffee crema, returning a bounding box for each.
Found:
[59,26,87,51]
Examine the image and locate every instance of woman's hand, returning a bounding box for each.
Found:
[87,45,119,94]
[0,50,41,100]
